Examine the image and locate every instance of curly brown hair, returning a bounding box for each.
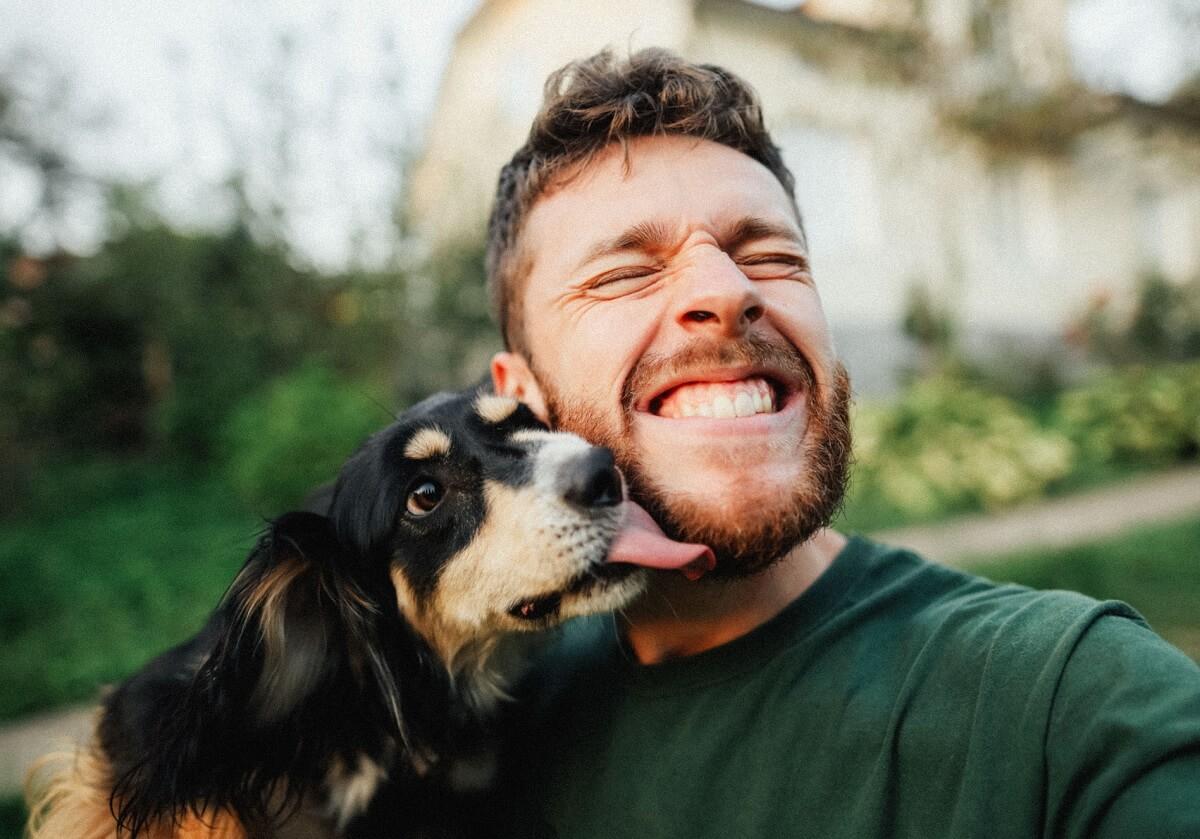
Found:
[485,47,800,353]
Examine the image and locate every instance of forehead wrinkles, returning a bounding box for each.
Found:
[524,138,798,271]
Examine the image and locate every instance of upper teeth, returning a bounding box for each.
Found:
[656,377,776,419]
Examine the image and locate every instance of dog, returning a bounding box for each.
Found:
[25,387,713,838]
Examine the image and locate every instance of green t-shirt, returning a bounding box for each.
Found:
[503,535,1200,838]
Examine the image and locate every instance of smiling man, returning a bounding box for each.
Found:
[487,49,1200,839]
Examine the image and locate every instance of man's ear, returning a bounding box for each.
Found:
[491,351,549,423]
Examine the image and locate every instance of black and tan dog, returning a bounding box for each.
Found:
[25,388,712,838]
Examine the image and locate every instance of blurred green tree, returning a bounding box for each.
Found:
[1,213,400,466]
[221,362,390,513]
[1069,272,1200,365]
[391,237,499,406]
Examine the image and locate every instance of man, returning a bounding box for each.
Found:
[486,49,1200,838]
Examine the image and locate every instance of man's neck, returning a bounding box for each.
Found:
[619,528,847,665]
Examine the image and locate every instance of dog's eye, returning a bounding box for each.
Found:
[406,480,444,516]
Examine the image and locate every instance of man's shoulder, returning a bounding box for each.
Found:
[848,535,1145,651]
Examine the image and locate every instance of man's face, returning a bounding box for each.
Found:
[500,135,850,576]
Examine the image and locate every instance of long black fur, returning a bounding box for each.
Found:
[100,513,408,835]
[94,389,556,838]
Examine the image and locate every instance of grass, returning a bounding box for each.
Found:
[972,515,1200,661]
[0,459,260,722]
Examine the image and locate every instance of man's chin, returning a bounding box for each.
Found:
[633,478,827,579]
[628,365,854,579]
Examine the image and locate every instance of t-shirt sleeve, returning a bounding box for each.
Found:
[1043,610,1200,839]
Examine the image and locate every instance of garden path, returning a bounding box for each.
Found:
[873,464,1200,565]
[5,463,1200,796]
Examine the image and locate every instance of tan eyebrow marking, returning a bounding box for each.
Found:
[404,427,452,460]
[474,394,520,424]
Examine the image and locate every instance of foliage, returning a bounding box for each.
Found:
[0,218,399,473]
[852,273,1200,527]
[2,245,152,454]
[221,364,390,514]
[851,375,1076,517]
[391,238,500,406]
[1069,272,1200,365]
[1056,361,1200,466]
[0,62,88,242]
[0,460,255,721]
[900,282,957,376]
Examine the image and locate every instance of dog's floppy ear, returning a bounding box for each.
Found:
[224,511,366,721]
[109,512,404,834]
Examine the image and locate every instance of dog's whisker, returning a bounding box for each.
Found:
[655,589,683,622]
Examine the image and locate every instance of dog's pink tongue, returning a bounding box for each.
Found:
[607,501,716,581]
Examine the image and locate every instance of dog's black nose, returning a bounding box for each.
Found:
[562,448,623,509]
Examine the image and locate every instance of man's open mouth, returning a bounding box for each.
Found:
[645,375,791,419]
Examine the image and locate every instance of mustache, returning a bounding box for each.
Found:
[622,333,816,413]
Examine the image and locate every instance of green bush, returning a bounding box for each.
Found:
[0,460,255,721]
[222,365,389,514]
[1056,361,1200,466]
[852,375,1075,517]
[391,238,500,405]
[1,220,399,467]
[1069,272,1200,365]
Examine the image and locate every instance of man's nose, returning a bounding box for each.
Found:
[672,252,765,337]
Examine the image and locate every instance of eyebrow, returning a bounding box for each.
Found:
[721,217,806,251]
[404,427,452,460]
[577,219,678,268]
[575,215,805,272]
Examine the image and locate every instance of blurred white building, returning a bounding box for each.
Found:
[408,0,1200,391]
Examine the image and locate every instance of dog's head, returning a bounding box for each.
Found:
[326,390,649,666]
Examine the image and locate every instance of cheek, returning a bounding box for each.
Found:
[426,481,615,633]
[765,285,837,372]
[431,487,555,628]
[539,297,664,401]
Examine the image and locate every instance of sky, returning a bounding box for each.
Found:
[0,0,480,266]
[1,0,1196,268]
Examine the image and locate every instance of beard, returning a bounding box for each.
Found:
[532,335,853,579]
